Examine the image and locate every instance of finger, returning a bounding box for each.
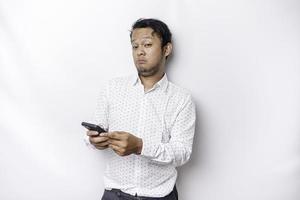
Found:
[87,131,99,136]
[99,132,109,137]
[109,143,122,152]
[109,139,125,148]
[94,141,110,148]
[107,131,123,140]
[89,136,109,144]
[95,146,108,150]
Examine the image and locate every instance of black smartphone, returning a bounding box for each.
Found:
[81,122,106,134]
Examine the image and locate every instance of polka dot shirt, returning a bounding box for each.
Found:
[85,73,196,197]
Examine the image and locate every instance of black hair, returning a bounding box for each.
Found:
[130,18,172,47]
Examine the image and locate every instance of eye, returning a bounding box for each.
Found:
[144,43,152,47]
[132,45,138,49]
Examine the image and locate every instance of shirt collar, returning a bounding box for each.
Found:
[131,73,169,93]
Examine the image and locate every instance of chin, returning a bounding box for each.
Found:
[137,70,153,77]
[137,69,156,77]
[136,64,160,77]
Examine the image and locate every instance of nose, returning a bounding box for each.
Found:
[137,46,145,56]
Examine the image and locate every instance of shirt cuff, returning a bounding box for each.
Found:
[140,137,155,158]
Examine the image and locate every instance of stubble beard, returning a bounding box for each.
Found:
[137,64,161,77]
[136,55,165,78]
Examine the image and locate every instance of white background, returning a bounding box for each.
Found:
[1,0,300,199]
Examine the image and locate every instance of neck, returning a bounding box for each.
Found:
[139,69,165,91]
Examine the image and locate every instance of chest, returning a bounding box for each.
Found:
[108,88,180,142]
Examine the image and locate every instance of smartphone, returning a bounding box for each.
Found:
[81,122,106,134]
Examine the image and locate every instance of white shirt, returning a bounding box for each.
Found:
[84,73,196,197]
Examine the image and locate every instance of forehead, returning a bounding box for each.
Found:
[131,27,160,42]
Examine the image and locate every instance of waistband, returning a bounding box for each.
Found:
[105,185,178,200]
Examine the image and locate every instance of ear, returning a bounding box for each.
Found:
[163,43,173,58]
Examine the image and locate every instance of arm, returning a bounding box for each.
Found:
[140,95,196,167]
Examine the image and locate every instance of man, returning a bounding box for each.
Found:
[85,18,196,200]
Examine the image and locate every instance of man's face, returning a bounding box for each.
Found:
[131,28,165,77]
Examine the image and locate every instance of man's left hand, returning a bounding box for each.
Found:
[101,131,143,156]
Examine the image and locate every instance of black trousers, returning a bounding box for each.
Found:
[101,186,178,200]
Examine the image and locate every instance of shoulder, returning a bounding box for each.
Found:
[167,81,193,102]
[106,74,134,88]
[108,75,133,85]
[165,81,195,113]
[164,81,196,119]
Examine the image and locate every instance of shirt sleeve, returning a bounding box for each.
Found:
[140,95,196,167]
[83,81,110,149]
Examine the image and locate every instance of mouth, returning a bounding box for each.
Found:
[137,59,147,64]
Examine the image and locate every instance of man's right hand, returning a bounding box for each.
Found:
[87,131,109,150]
